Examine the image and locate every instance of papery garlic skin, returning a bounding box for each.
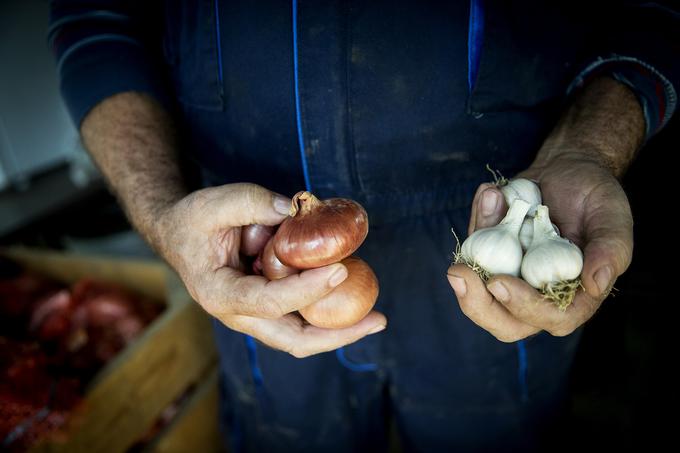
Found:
[460,199,530,277]
[521,205,583,289]
[500,178,542,217]
[519,217,533,251]
[519,217,560,252]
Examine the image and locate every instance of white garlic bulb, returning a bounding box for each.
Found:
[521,205,583,289]
[519,217,560,252]
[500,178,542,217]
[460,199,530,277]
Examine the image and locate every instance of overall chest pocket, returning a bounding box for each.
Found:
[163,0,224,111]
[467,2,593,115]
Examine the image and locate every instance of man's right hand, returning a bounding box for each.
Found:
[156,182,387,358]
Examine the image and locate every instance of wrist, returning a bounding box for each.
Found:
[142,193,188,267]
[533,77,645,179]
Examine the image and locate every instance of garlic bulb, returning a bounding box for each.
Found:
[519,217,560,252]
[521,205,583,309]
[459,199,530,278]
[500,178,541,217]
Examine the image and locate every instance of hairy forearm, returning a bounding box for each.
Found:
[80,92,188,252]
[534,77,646,178]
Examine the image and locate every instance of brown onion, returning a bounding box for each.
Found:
[273,191,368,269]
[261,238,298,280]
[240,224,275,256]
[299,257,378,329]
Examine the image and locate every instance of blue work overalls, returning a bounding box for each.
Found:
[163,1,588,450]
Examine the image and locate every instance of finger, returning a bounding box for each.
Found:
[447,264,540,342]
[468,184,507,235]
[200,183,291,227]
[206,262,349,318]
[486,274,601,336]
[580,187,634,299]
[230,310,387,358]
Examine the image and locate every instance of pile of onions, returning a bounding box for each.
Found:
[242,191,378,328]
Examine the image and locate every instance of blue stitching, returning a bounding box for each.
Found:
[516,340,529,402]
[336,348,378,372]
[292,0,312,191]
[214,0,224,86]
[293,0,377,373]
[467,0,485,94]
[245,335,264,386]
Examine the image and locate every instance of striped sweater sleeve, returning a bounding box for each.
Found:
[49,0,172,127]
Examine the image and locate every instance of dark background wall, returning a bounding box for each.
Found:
[561,116,678,450]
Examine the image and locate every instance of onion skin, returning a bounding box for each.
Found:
[273,191,369,269]
[240,224,275,256]
[261,239,298,280]
[299,257,378,329]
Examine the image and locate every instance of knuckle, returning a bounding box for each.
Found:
[456,297,479,320]
[226,278,255,316]
[241,184,265,218]
[288,347,309,359]
[495,332,522,343]
[186,187,213,214]
[548,323,576,337]
[254,287,285,318]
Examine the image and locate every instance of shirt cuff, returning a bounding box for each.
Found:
[567,55,677,141]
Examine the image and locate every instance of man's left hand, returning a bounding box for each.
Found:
[447,152,633,342]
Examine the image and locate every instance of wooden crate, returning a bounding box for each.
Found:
[1,248,219,453]
[147,369,224,453]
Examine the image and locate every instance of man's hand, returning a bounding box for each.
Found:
[448,156,632,341]
[447,77,644,342]
[157,184,388,357]
[156,183,386,357]
[81,93,385,358]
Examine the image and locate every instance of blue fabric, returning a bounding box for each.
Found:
[292,0,312,192]
[335,347,378,372]
[213,0,224,87]
[517,340,529,402]
[49,0,174,125]
[467,0,485,93]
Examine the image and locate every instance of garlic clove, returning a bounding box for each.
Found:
[458,199,530,279]
[520,239,583,288]
[521,205,584,310]
[500,178,542,217]
[519,216,560,252]
[519,217,533,252]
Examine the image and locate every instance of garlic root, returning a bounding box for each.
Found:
[540,278,583,311]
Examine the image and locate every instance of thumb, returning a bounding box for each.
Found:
[207,183,291,227]
[580,191,634,299]
[468,184,507,235]
[581,226,633,300]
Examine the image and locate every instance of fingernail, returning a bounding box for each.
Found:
[448,274,467,298]
[488,281,509,303]
[594,266,613,295]
[481,190,500,217]
[328,266,348,288]
[368,324,386,335]
[273,195,291,215]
